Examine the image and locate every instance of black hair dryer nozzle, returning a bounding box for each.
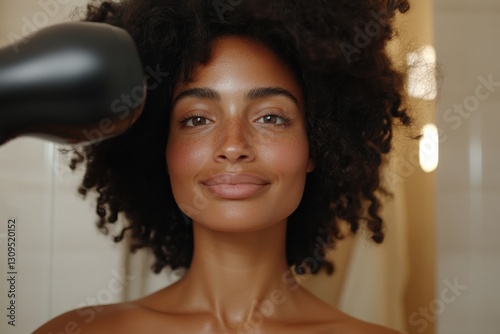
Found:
[0,22,145,146]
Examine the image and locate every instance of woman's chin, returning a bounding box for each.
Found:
[192,215,286,234]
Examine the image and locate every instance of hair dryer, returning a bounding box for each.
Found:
[0,22,145,146]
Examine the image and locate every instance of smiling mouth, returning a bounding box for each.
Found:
[201,173,270,199]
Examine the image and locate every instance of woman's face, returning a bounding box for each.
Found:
[166,36,314,232]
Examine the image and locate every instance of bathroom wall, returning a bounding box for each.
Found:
[3,0,499,333]
[434,0,500,332]
[0,1,126,333]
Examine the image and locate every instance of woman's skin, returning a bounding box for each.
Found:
[35,36,402,334]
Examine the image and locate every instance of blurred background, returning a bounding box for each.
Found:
[0,0,499,333]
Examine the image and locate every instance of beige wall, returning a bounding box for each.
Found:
[396,1,437,334]
[0,0,87,45]
[302,3,438,332]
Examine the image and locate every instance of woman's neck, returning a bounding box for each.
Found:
[171,219,303,330]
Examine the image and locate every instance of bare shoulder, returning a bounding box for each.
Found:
[322,308,404,334]
[291,289,404,334]
[331,319,404,334]
[33,302,153,334]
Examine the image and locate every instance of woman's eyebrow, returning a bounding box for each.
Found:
[173,87,220,105]
[246,87,299,107]
[172,87,299,107]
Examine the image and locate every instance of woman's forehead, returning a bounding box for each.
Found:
[172,36,304,106]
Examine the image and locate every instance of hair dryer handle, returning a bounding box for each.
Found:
[0,22,145,146]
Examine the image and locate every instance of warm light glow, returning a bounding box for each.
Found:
[407,45,437,100]
[420,123,439,173]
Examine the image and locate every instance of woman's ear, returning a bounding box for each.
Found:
[307,156,315,173]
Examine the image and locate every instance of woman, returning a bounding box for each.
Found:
[35,0,411,332]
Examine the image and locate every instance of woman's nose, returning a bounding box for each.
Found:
[213,118,255,163]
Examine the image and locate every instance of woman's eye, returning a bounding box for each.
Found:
[256,115,289,125]
[181,116,212,127]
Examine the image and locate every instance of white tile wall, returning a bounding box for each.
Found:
[0,139,54,333]
[0,138,125,334]
[435,1,500,332]
[0,1,125,333]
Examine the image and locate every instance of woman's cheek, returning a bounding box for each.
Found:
[166,139,199,202]
[260,135,310,173]
[167,136,209,174]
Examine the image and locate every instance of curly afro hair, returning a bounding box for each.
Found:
[70,0,411,276]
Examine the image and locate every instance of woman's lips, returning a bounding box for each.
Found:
[201,173,270,199]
